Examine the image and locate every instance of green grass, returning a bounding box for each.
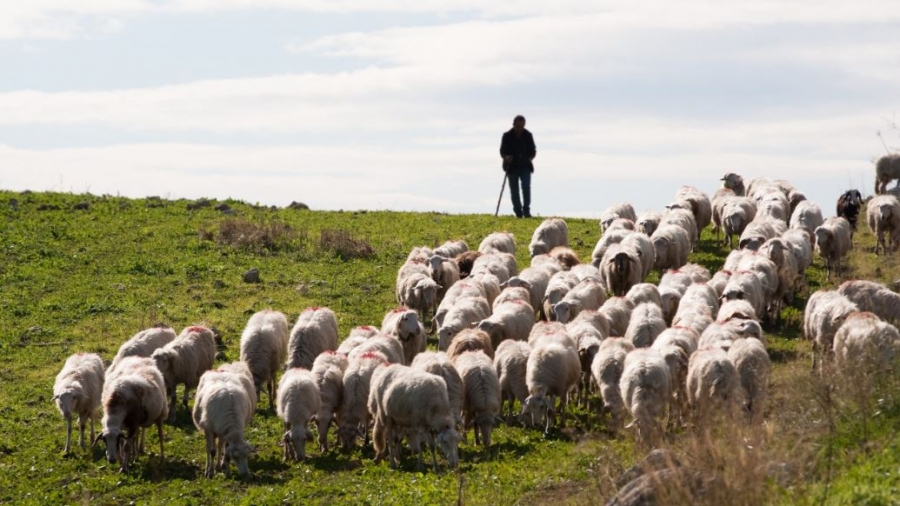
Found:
[0,190,898,505]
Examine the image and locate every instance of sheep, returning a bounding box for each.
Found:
[606,218,636,231]
[348,335,405,365]
[739,217,786,251]
[567,308,612,339]
[286,307,339,370]
[672,185,712,231]
[432,240,469,259]
[833,312,900,375]
[493,340,531,422]
[151,325,216,422]
[875,154,900,194]
[650,225,691,271]
[311,351,349,452]
[472,251,518,282]
[601,243,643,297]
[453,351,501,447]
[543,271,581,321]
[479,232,516,255]
[381,308,426,365]
[239,309,289,410]
[96,357,167,472]
[433,281,487,330]
[680,283,720,317]
[708,270,732,298]
[109,325,176,373]
[522,340,580,433]
[381,368,462,471]
[493,286,532,308]
[650,340,690,426]
[437,296,491,350]
[600,296,636,337]
[626,283,662,309]
[814,217,852,281]
[590,337,635,433]
[789,200,824,242]
[600,203,638,231]
[366,363,409,462]
[624,302,667,348]
[804,290,859,372]
[467,271,502,307]
[411,351,464,429]
[712,188,736,240]
[717,298,759,324]
[836,189,863,237]
[337,351,389,451]
[756,191,791,223]
[591,229,633,268]
[782,229,813,293]
[721,271,766,324]
[214,361,259,413]
[428,255,461,305]
[837,280,900,326]
[721,172,746,196]
[193,369,256,478]
[277,367,321,462]
[660,207,699,247]
[336,336,368,356]
[446,328,495,363]
[349,325,380,339]
[727,337,770,424]
[553,278,606,324]
[531,253,564,274]
[396,272,441,318]
[548,246,580,270]
[736,252,780,321]
[867,195,900,254]
[53,353,104,454]
[637,211,663,237]
[407,246,434,263]
[620,348,670,443]
[621,232,655,281]
[759,237,799,309]
[686,347,740,425]
[477,300,535,347]
[454,250,482,278]
[529,218,569,257]
[721,196,757,248]
[397,258,430,284]
[504,267,551,317]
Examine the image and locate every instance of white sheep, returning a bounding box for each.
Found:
[619,348,670,444]
[407,246,434,263]
[109,325,176,373]
[366,363,409,462]
[739,216,786,251]
[686,347,740,425]
[277,367,321,461]
[348,334,405,365]
[381,308,426,365]
[782,229,813,290]
[240,309,289,410]
[591,337,635,433]
[717,299,759,324]
[606,218,636,231]
[337,351,389,451]
[720,271,766,324]
[311,351,349,452]
[867,195,900,254]
[600,202,638,231]
[193,369,256,478]
[151,325,216,422]
[530,253,564,274]
[453,351,501,447]
[566,309,612,340]
[735,252,780,322]
[437,296,491,351]
[712,188,736,240]
[467,271,502,308]
[478,232,516,255]
[727,337,770,424]
[553,278,607,324]
[625,283,662,309]
[837,279,900,326]
[680,283,719,318]
[637,211,663,237]
[789,200,824,241]
[493,340,531,423]
[624,302,667,348]
[53,353,104,454]
[759,237,798,310]
[96,357,167,472]
[349,325,380,339]
[286,307,339,370]
[650,225,691,271]
[397,272,441,318]
[477,300,535,347]
[428,254,461,306]
[446,328,495,363]
[493,285,532,308]
[432,240,469,259]
[673,185,712,231]
[411,351,464,429]
[543,271,581,321]
[660,207,699,247]
[621,232,656,281]
[548,246,581,270]
[814,217,852,281]
[472,251,518,283]
[433,280,488,330]
[756,191,791,223]
[590,229,633,268]
[833,312,900,375]
[671,310,714,339]
[600,296,636,337]
[504,268,550,317]
[529,218,569,257]
[522,340,580,433]
[720,196,757,248]
[336,335,369,356]
[214,361,259,413]
[601,243,643,297]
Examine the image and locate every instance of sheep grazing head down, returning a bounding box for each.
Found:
[553,301,574,325]
[414,279,440,310]
[435,427,461,468]
[151,348,176,383]
[94,428,126,465]
[521,394,555,431]
[283,427,311,461]
[530,241,549,258]
[225,440,255,477]
[52,390,79,419]
[739,235,764,251]
[336,424,365,453]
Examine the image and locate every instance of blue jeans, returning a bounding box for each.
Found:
[507,170,531,217]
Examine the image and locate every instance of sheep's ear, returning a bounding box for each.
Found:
[499,280,509,289]
[51,394,60,401]
[92,432,105,446]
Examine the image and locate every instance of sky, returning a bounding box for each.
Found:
[1,1,899,218]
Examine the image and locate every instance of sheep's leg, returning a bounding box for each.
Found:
[167,387,177,423]
[157,421,165,459]
[64,416,73,454]
[182,387,190,409]
[78,414,87,450]
[268,379,276,412]
[430,434,439,473]
[559,396,568,429]
[205,431,216,478]
[317,413,330,452]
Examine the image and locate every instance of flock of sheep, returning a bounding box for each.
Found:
[50,171,900,487]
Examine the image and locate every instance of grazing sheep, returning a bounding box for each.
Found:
[717,298,759,324]
[381,368,462,471]
[277,367,321,462]
[437,296,491,351]
[567,309,612,340]
[721,271,766,324]
[833,312,900,374]
[473,251,518,282]
[875,154,900,194]
[193,369,256,478]
[712,188,736,239]
[600,297,636,337]
[600,203,638,231]
[397,258,430,285]
[467,271,502,307]
[601,243,643,297]
[637,211,663,237]
[493,340,531,422]
[626,283,662,309]
[407,247,434,263]
[477,300,535,347]
[97,358,167,472]
[836,189,863,235]
[814,217,852,281]
[504,268,551,317]
[446,328,495,363]
[366,363,409,462]
[736,252,780,322]
[336,336,368,356]
[240,309,289,410]
[454,250,482,279]
[337,352,388,452]
[591,229,633,268]
[721,172,746,196]
[453,351,501,447]
[311,351,349,452]
[650,341,690,426]
[553,279,607,324]
[214,361,259,413]
[804,290,859,372]
[624,302,667,348]
[411,351,464,429]
[54,353,104,454]
[109,325,176,373]
[543,271,581,321]
[428,255,461,305]
[522,340,580,433]
[479,232,516,255]
[433,240,469,259]
[348,335,404,365]
[661,208,699,247]
[680,283,719,317]
[673,185,712,231]
[531,253,564,274]
[607,218,636,231]
[672,309,714,339]
[651,225,691,271]
[349,325,380,339]
[759,237,799,310]
[548,246,580,270]
[381,308,426,365]
[721,196,758,248]
[433,281,487,330]
[591,337,635,433]
[867,195,900,254]
[837,279,900,326]
[708,270,732,298]
[151,325,216,422]
[286,307,340,370]
[781,229,813,293]
[789,201,824,242]
[396,272,441,318]
[739,217,786,251]
[620,233,655,281]
[727,338,770,424]
[620,348,670,443]
[529,218,569,257]
[686,348,740,425]
[757,191,791,223]
[493,286,532,308]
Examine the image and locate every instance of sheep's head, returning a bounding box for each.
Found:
[721,173,744,190]
[336,423,365,453]
[638,219,657,237]
[283,428,308,461]
[652,237,669,268]
[151,348,175,376]
[436,428,461,468]
[414,278,440,310]
[553,301,574,324]
[520,394,550,428]
[613,251,632,274]
[530,241,548,258]
[437,325,458,351]
[476,320,498,341]
[225,440,255,477]
[397,311,421,338]
[733,319,763,340]
[739,235,765,251]
[52,389,79,419]
[94,427,126,465]
[813,227,832,251]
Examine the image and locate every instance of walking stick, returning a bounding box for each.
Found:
[495,172,508,217]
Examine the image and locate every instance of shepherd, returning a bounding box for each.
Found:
[500,115,537,218]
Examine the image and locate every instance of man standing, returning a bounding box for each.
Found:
[500,115,536,218]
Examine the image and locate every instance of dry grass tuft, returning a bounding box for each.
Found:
[317,228,376,260]
[199,218,307,252]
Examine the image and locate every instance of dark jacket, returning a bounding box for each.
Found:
[500,128,536,173]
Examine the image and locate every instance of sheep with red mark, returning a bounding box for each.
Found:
[625,302,667,348]
[109,325,176,373]
[277,367,321,462]
[446,328,495,363]
[493,340,531,423]
[338,351,389,452]
[479,232,516,255]
[477,299,534,348]
[727,337,770,424]
[53,353,104,454]
[432,240,469,259]
[453,351,501,447]
[286,307,339,370]
[553,278,606,324]
[193,368,256,478]
[411,351,464,429]
[151,325,216,422]
[437,296,491,351]
[529,218,569,257]
[381,308,426,365]
[239,309,289,410]
[311,351,348,452]
[600,296,636,337]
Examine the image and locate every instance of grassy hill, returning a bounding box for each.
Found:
[0,190,898,505]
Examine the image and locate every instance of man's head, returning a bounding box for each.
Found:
[513,115,526,133]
